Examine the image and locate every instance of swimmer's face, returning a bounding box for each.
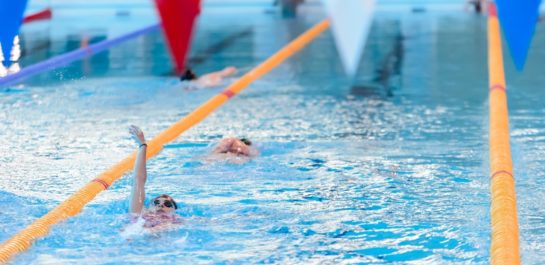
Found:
[151,196,177,214]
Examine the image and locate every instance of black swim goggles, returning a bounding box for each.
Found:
[154,199,175,208]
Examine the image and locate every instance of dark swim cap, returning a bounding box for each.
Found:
[180,69,198,81]
[239,138,252,146]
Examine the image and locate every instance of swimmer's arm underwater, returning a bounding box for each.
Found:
[129,125,147,215]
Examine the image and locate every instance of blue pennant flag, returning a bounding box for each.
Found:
[0,0,29,66]
[495,0,542,70]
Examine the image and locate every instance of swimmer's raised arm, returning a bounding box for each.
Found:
[129,125,147,214]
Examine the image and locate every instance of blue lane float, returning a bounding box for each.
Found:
[0,23,160,87]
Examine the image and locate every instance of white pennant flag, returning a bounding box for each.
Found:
[322,0,376,77]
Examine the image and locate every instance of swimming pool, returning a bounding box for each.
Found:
[2,2,545,264]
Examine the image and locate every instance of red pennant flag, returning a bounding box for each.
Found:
[154,0,200,75]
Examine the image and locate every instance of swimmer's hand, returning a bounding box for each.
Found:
[129,125,146,145]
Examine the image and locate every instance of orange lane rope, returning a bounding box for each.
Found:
[0,19,331,263]
[487,3,520,265]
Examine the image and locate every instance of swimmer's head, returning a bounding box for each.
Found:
[239,138,252,146]
[217,138,252,156]
[180,69,197,81]
[151,194,178,213]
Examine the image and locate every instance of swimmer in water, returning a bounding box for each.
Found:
[128,125,182,231]
[209,137,258,164]
[180,66,237,88]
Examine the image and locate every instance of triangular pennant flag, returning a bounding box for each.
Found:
[153,0,200,75]
[322,0,375,77]
[495,0,542,70]
[0,0,29,67]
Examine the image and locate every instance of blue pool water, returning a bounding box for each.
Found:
[2,2,545,264]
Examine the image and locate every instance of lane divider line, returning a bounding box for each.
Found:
[0,19,331,263]
[489,84,506,92]
[487,3,521,264]
[491,170,514,180]
[91,179,110,189]
[221,90,236,98]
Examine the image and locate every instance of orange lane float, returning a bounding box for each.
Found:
[487,3,520,265]
[0,19,330,263]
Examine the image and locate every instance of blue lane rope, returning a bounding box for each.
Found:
[0,23,160,86]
